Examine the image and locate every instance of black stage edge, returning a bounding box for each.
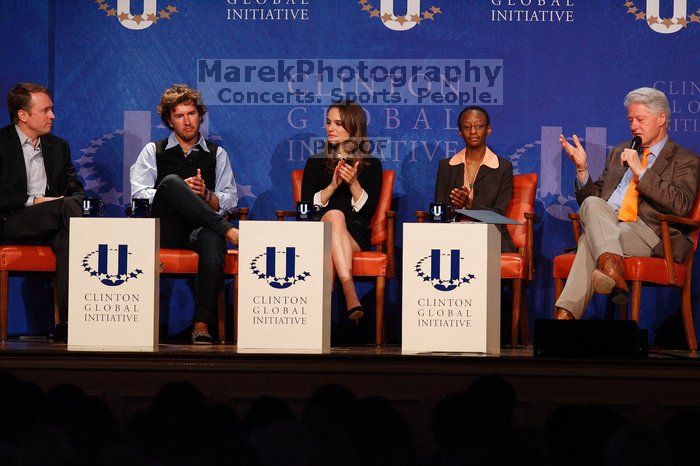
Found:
[534,319,649,358]
[2,342,700,451]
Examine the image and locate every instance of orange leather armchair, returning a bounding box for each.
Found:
[275,169,396,345]
[0,208,247,343]
[0,246,59,341]
[160,207,247,343]
[553,193,700,351]
[416,173,539,346]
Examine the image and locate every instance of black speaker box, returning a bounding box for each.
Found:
[534,319,648,359]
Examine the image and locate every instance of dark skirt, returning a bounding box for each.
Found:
[317,206,371,251]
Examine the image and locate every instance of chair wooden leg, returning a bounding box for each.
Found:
[553,278,564,313]
[511,279,522,347]
[617,301,628,321]
[217,288,226,343]
[0,271,8,342]
[53,278,60,327]
[375,276,386,345]
[681,279,697,352]
[233,274,239,345]
[629,281,642,322]
[520,288,531,347]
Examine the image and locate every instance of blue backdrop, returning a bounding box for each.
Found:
[2,0,699,344]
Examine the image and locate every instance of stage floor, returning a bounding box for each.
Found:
[1,338,697,359]
[2,341,699,450]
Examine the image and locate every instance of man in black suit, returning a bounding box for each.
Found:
[0,82,85,341]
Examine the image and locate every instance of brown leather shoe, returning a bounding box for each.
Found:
[554,307,576,320]
[592,252,629,303]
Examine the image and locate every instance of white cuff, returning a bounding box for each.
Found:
[313,191,329,208]
[351,189,368,212]
[575,173,590,190]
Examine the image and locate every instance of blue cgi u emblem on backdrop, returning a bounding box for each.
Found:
[250,247,311,289]
[360,0,444,32]
[266,247,296,289]
[82,244,143,287]
[415,249,475,292]
[431,249,460,292]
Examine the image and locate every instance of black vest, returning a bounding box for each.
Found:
[153,138,219,190]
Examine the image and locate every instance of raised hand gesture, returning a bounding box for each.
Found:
[559,134,587,170]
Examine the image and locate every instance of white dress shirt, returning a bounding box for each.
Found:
[16,125,47,206]
[130,132,238,214]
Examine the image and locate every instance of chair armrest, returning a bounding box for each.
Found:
[656,214,700,229]
[567,213,582,243]
[659,220,678,285]
[228,207,248,221]
[523,212,540,223]
[386,211,396,277]
[522,212,537,280]
[415,210,429,223]
[274,210,296,221]
[656,213,700,284]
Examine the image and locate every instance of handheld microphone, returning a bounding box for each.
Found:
[624,136,643,168]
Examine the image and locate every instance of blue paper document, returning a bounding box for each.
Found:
[454,209,521,225]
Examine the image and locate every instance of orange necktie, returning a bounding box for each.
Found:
[618,148,650,222]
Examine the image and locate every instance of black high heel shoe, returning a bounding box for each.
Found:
[347,306,364,323]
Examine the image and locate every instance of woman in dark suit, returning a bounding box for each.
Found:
[301,101,383,322]
[435,105,516,253]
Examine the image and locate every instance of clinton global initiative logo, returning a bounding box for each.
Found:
[415,249,475,292]
[226,0,311,21]
[250,247,311,289]
[359,0,443,31]
[490,0,574,23]
[624,1,700,33]
[95,0,180,30]
[82,245,143,287]
[76,129,125,210]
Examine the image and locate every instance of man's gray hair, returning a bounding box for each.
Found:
[624,87,671,127]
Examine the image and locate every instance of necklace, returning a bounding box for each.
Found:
[464,150,486,189]
[336,149,349,161]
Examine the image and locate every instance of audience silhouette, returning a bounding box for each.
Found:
[0,371,695,465]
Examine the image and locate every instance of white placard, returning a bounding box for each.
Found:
[237,221,331,352]
[68,218,159,351]
[402,223,501,354]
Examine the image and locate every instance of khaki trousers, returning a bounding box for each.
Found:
[555,197,660,318]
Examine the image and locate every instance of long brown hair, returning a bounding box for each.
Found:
[323,101,371,173]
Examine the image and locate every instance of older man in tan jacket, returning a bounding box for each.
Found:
[555,87,700,319]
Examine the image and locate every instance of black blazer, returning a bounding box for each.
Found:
[301,154,383,251]
[0,124,85,225]
[435,154,516,253]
